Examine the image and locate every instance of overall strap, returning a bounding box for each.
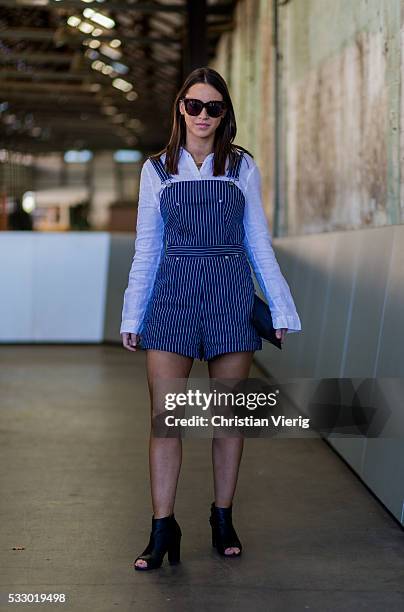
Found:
[226,150,244,180]
[148,156,172,183]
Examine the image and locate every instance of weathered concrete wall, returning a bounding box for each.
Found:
[211,0,276,222]
[212,0,403,236]
[282,0,401,235]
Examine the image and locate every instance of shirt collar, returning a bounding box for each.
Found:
[180,145,214,160]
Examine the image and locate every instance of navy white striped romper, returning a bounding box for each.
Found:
[140,150,263,361]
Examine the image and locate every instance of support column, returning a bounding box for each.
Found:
[184,0,208,75]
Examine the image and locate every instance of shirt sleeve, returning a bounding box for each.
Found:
[242,162,302,334]
[120,160,164,335]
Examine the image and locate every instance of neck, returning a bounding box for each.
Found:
[183,134,214,160]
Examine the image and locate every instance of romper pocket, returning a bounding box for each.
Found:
[221,180,245,231]
[159,188,183,230]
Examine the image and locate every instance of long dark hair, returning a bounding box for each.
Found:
[150,66,254,176]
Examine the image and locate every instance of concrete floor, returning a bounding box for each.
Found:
[1,345,404,612]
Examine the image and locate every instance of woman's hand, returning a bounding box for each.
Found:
[275,328,287,343]
[122,332,141,352]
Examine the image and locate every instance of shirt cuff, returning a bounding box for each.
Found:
[271,313,302,334]
[120,320,140,335]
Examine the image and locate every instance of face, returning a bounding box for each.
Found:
[179,82,227,140]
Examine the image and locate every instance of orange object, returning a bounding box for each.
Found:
[0,192,8,231]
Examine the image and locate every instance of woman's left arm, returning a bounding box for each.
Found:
[242,162,302,335]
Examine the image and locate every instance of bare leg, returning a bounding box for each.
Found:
[208,351,254,555]
[134,349,193,569]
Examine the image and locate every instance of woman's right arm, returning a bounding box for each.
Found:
[120,160,164,335]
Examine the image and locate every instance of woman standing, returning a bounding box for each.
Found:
[120,67,301,570]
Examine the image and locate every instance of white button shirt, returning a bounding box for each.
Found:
[120,146,302,336]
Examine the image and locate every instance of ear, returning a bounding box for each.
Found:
[178,99,184,114]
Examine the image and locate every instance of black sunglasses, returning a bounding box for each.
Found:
[180,97,226,118]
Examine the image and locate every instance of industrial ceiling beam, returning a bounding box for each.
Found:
[0,28,181,46]
[0,0,235,13]
[0,91,109,103]
[0,80,104,92]
[1,100,164,113]
[0,69,95,81]
[0,52,76,64]
[0,51,179,78]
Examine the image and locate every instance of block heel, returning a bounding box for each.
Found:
[167,528,182,565]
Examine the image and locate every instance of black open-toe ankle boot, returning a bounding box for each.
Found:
[209,501,242,557]
[134,513,182,571]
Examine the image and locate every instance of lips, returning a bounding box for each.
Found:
[196,124,210,127]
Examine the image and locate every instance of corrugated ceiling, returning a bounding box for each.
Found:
[0,0,236,152]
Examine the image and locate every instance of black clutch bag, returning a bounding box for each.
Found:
[251,293,283,350]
